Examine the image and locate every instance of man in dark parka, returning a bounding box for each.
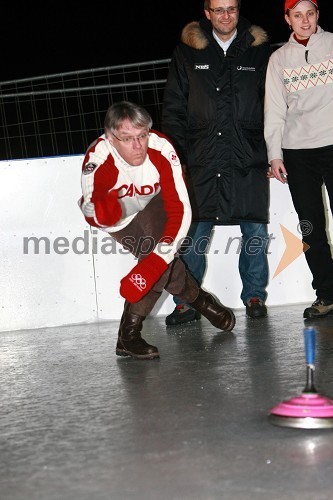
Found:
[162,0,271,323]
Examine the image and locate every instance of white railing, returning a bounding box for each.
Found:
[0,59,171,161]
[0,44,285,161]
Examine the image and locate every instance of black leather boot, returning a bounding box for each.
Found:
[189,289,236,332]
[116,308,160,360]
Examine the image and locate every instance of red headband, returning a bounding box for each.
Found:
[285,0,318,13]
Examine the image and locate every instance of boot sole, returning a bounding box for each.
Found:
[304,309,333,319]
[116,348,160,360]
[210,311,236,332]
[246,311,268,319]
[224,312,236,332]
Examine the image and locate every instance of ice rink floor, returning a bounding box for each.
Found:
[1,303,333,500]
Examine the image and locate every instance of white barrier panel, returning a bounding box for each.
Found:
[1,156,331,332]
[0,157,96,331]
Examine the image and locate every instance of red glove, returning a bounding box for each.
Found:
[93,190,121,226]
[120,253,168,303]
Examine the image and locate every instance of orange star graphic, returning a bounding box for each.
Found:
[273,224,310,279]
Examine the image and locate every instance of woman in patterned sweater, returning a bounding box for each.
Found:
[264,0,333,319]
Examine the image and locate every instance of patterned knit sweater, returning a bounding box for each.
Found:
[264,26,333,162]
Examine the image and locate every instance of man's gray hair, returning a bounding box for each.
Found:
[104,101,153,133]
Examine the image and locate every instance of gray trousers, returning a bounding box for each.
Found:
[111,193,199,316]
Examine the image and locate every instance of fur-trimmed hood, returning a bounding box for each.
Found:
[181,16,269,50]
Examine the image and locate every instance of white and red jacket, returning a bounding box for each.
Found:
[79,130,192,265]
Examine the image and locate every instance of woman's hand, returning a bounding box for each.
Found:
[268,159,288,184]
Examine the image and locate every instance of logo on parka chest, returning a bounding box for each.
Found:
[194,64,210,70]
[237,66,256,72]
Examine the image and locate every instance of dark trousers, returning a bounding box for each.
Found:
[283,145,333,301]
[111,193,199,316]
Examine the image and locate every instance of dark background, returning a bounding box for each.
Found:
[2,0,332,81]
[2,1,286,81]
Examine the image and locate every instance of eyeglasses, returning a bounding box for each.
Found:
[111,131,150,145]
[208,6,238,15]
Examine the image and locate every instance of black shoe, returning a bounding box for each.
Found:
[116,337,160,359]
[303,298,333,319]
[165,305,201,326]
[246,297,267,318]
